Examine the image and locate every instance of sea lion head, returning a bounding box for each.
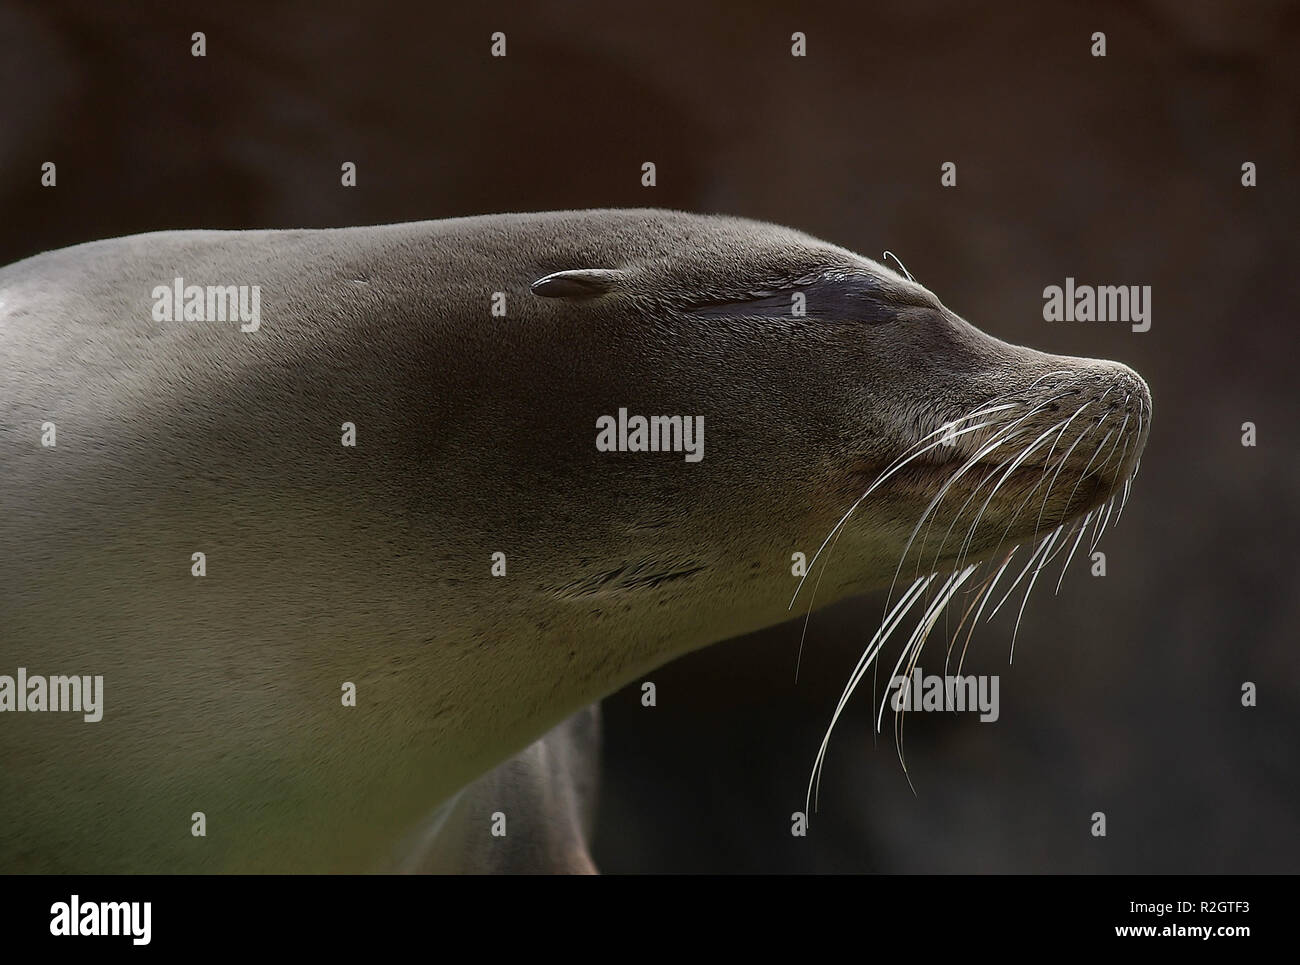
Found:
[524,210,1149,614]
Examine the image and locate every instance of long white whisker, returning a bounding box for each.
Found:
[919,389,1077,586]
[1114,405,1143,527]
[788,415,1005,609]
[800,370,1150,815]
[1059,420,1113,522]
[1090,495,1117,555]
[956,546,1019,676]
[945,565,998,674]
[1031,398,1094,537]
[1009,525,1062,662]
[1054,511,1093,595]
[888,418,1040,601]
[1116,476,1133,524]
[935,437,1033,581]
[805,574,934,816]
[877,566,978,737]
[800,382,1077,612]
[951,403,1075,575]
[987,529,1055,620]
[933,395,1081,583]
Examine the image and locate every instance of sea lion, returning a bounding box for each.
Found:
[0,209,1149,872]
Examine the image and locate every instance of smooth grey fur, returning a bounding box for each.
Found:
[0,209,1149,872]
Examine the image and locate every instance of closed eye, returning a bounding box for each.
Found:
[686,275,937,323]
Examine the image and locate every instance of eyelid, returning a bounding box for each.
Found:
[686,276,928,322]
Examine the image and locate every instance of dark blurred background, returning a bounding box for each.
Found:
[3,0,1296,872]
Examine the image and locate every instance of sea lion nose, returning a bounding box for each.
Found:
[1093,360,1152,440]
[1111,362,1152,418]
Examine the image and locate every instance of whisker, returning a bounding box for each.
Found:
[798,370,1148,811]
[919,384,1084,578]
[805,574,934,816]
[945,566,999,674]
[794,377,1081,612]
[888,566,980,785]
[931,412,1069,583]
[1059,419,1114,523]
[1098,407,1130,477]
[881,250,915,283]
[1116,476,1133,524]
[1009,524,1063,661]
[904,391,1076,593]
[877,566,977,737]
[891,419,1035,596]
[987,529,1055,620]
[1054,510,1093,594]
[1031,399,1095,537]
[951,405,1076,577]
[1090,495,1117,555]
[791,407,1018,674]
[956,546,1019,676]
[788,412,1007,610]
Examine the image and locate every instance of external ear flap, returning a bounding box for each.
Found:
[530,268,624,299]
